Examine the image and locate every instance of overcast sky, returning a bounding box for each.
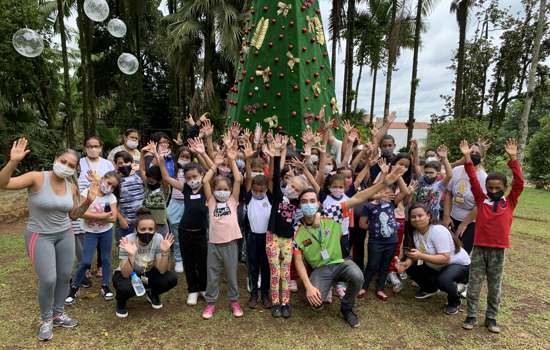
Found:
[59,0,525,122]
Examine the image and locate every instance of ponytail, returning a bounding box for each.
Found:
[135,207,155,227]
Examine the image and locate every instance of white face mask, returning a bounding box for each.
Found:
[126,140,139,150]
[178,160,190,168]
[330,187,345,199]
[426,156,438,163]
[324,165,333,175]
[251,171,263,179]
[283,186,298,199]
[310,154,319,163]
[53,161,75,178]
[214,190,231,202]
[188,178,202,190]
[100,181,113,195]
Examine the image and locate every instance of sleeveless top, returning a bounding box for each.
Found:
[27,172,74,234]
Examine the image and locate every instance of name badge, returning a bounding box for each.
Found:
[320,249,330,261]
[418,259,424,266]
[190,194,201,200]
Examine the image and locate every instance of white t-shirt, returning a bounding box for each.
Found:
[247,196,272,234]
[78,157,115,190]
[413,224,471,271]
[79,189,117,233]
[323,193,351,236]
[446,165,487,221]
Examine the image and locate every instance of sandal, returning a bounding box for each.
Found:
[376,290,388,302]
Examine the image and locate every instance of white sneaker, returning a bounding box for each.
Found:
[387,272,403,293]
[258,275,262,289]
[458,283,468,298]
[289,280,298,293]
[175,261,184,273]
[187,292,199,306]
[199,291,206,299]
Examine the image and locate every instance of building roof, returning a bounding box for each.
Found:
[388,122,430,130]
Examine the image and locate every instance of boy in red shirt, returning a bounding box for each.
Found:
[459,139,524,333]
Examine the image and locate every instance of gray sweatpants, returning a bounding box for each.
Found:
[24,230,75,321]
[309,259,364,312]
[205,240,239,304]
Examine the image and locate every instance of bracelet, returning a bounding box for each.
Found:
[160,251,170,257]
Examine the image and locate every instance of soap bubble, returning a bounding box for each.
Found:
[117,53,139,75]
[107,18,126,38]
[12,28,44,58]
[84,0,109,22]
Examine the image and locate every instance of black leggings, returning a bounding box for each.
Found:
[350,227,367,271]
[407,262,469,307]
[179,228,208,293]
[112,268,177,304]
[246,232,270,296]
[451,218,475,254]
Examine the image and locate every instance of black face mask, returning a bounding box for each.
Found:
[424,176,437,184]
[487,190,504,202]
[118,165,132,176]
[148,182,161,191]
[470,154,482,166]
[137,233,154,245]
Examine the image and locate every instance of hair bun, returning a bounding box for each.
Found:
[136,207,152,216]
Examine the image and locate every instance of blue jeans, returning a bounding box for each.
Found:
[363,242,397,291]
[167,198,185,263]
[73,228,113,287]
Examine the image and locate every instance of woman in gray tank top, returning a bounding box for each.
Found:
[0,138,98,341]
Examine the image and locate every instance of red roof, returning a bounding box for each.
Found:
[388,122,430,130]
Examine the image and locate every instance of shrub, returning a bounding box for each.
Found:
[526,116,550,188]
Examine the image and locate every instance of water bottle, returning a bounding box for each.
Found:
[130,272,145,296]
[104,203,111,213]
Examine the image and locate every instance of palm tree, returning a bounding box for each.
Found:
[450,0,474,118]
[39,0,76,147]
[406,0,436,144]
[342,0,357,115]
[329,0,346,78]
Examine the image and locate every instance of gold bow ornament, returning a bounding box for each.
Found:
[255,66,272,83]
[286,51,300,71]
[264,115,279,128]
[277,2,291,17]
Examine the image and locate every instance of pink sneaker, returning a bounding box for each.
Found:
[202,304,216,319]
[230,302,244,318]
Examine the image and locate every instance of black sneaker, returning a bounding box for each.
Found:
[444,304,460,315]
[116,300,128,318]
[101,285,114,301]
[415,289,439,299]
[146,290,163,309]
[281,304,291,318]
[271,304,282,318]
[341,308,360,328]
[64,286,79,305]
[485,318,501,333]
[261,294,272,309]
[462,316,477,330]
[81,276,92,288]
[248,295,258,309]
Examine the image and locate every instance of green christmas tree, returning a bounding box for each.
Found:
[227,0,340,140]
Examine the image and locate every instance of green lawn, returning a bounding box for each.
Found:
[1,188,549,349]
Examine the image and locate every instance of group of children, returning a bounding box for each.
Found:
[62,114,523,332]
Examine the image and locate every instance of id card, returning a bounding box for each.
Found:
[418,259,424,266]
[320,249,330,261]
[190,194,201,200]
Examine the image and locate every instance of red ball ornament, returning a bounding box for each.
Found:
[316,9,321,15]
[248,92,253,97]
[320,64,325,70]
[293,84,299,91]
[269,42,274,48]
[312,56,317,62]
[310,38,316,43]
[264,83,270,89]
[271,18,277,24]
[274,57,280,63]
[305,79,311,85]
[314,72,320,78]
[289,21,295,27]
[302,47,307,52]
[306,59,311,65]
[279,73,285,79]
[242,69,247,76]
[301,5,306,11]
[288,44,294,50]
[249,76,255,82]
[240,58,244,64]
[281,25,286,29]
[279,34,284,40]
[302,27,308,33]
[263,103,269,108]
[254,50,259,56]
[276,92,282,97]
[304,96,309,102]
[257,65,263,69]
[263,5,268,11]
[291,111,297,117]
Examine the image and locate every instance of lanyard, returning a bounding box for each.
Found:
[416,228,430,253]
[304,224,324,246]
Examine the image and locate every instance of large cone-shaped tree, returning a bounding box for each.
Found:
[227,0,339,140]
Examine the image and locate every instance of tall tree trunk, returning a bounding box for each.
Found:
[406,0,422,144]
[519,0,546,163]
[330,0,341,78]
[57,0,75,148]
[343,0,356,115]
[77,0,89,138]
[453,3,468,118]
[479,17,489,118]
[353,61,364,114]
[85,16,97,135]
[383,0,398,121]
[369,67,377,123]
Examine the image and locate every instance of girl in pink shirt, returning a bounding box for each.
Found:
[201,144,243,320]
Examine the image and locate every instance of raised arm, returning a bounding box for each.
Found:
[226,143,242,201]
[158,153,183,191]
[290,157,320,194]
[504,139,524,210]
[460,140,486,204]
[0,138,36,191]
[243,141,255,192]
[437,144,453,186]
[139,141,156,181]
[409,139,422,177]
[203,151,223,202]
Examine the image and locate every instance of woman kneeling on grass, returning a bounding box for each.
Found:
[113,208,178,318]
[0,138,98,341]
[397,203,471,315]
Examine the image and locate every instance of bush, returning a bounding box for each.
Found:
[526,116,550,188]
[427,117,497,169]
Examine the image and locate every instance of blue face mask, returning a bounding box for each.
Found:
[235,159,245,171]
[301,203,318,217]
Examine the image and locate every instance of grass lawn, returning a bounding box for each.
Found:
[1,188,549,349]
